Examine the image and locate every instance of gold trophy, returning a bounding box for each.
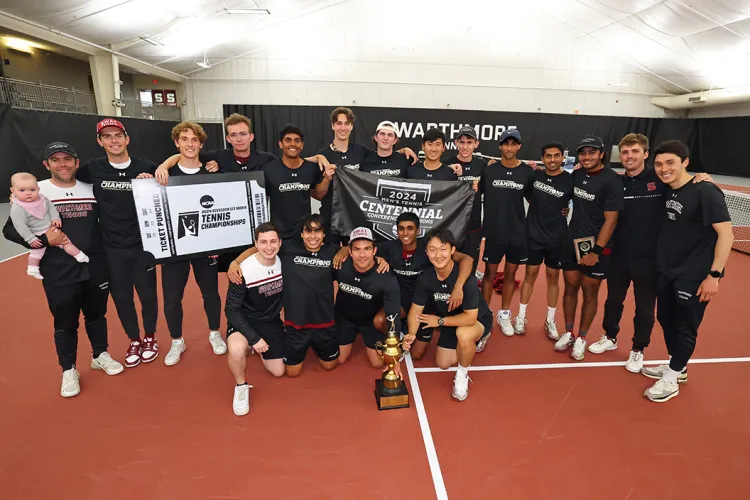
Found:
[374,315,410,410]
[573,236,596,262]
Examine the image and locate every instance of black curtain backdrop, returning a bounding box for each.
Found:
[224,103,748,178]
[0,104,223,195]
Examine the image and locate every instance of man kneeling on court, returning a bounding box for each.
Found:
[402,228,492,401]
[224,223,284,416]
[335,227,402,367]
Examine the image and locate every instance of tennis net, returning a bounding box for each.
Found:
[725,189,750,254]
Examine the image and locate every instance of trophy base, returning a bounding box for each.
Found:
[375,379,410,411]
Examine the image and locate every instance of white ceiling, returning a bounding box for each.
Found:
[2,0,750,93]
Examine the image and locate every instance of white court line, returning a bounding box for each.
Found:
[0,250,28,265]
[413,356,750,373]
[405,354,449,500]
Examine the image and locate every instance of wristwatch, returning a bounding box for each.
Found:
[437,317,445,326]
[709,269,724,279]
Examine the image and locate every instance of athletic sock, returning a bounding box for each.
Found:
[236,382,247,387]
[565,323,574,332]
[457,364,469,376]
[500,309,510,319]
[518,304,528,319]
[663,368,680,384]
[547,307,556,323]
[579,330,588,338]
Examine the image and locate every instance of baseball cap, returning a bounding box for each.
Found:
[499,129,522,144]
[96,118,127,136]
[455,126,478,140]
[349,226,374,244]
[576,134,605,152]
[44,142,78,160]
[376,121,399,137]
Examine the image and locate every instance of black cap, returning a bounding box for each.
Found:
[499,129,522,144]
[576,134,604,152]
[44,142,78,160]
[455,126,478,140]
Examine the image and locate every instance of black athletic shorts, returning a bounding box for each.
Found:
[336,314,385,349]
[459,229,483,264]
[283,325,339,366]
[401,290,414,317]
[482,239,528,265]
[415,313,492,349]
[227,318,285,360]
[560,240,610,279]
[527,245,563,269]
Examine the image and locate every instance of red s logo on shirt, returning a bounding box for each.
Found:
[647,182,656,191]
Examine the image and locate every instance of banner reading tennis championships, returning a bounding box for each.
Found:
[331,169,475,242]
[132,172,268,262]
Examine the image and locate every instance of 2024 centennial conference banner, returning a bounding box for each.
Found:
[132,172,268,263]
[331,169,475,242]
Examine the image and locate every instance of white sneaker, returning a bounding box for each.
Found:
[452,370,471,402]
[513,316,527,335]
[164,338,186,366]
[641,364,688,383]
[554,332,574,352]
[209,331,227,355]
[61,367,80,398]
[644,377,679,403]
[625,351,644,373]
[571,337,587,360]
[475,270,484,281]
[233,383,253,416]
[90,352,124,375]
[544,320,560,341]
[475,331,491,353]
[588,335,617,354]
[497,311,514,336]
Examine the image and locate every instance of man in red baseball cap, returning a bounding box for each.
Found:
[75,117,161,369]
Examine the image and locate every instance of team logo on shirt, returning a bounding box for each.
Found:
[492,179,525,190]
[665,199,683,221]
[368,168,401,177]
[293,255,331,267]
[647,182,657,191]
[177,212,200,238]
[433,292,451,302]
[342,164,360,170]
[574,186,596,201]
[100,180,132,191]
[279,182,311,192]
[338,283,373,300]
[534,181,565,198]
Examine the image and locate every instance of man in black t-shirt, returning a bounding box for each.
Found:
[554,135,623,361]
[641,141,732,403]
[224,223,284,416]
[402,229,492,402]
[228,214,340,377]
[333,227,402,367]
[517,142,574,340]
[3,143,123,398]
[76,118,160,368]
[160,122,227,368]
[406,128,461,181]
[360,121,412,178]
[443,126,486,270]
[264,125,336,241]
[478,129,535,336]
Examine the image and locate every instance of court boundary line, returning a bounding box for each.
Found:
[405,355,449,500]
[0,250,28,265]
[412,356,750,373]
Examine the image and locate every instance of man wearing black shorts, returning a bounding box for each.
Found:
[641,140,732,402]
[360,121,412,178]
[334,227,402,367]
[228,214,339,377]
[76,118,159,368]
[516,142,574,339]
[264,125,336,241]
[160,122,227,367]
[402,228,493,402]
[479,129,535,336]
[225,223,285,415]
[3,143,123,397]
[443,126,486,271]
[555,135,623,360]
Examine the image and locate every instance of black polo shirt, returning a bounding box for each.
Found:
[612,167,666,260]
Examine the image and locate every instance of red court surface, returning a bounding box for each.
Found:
[1,250,749,500]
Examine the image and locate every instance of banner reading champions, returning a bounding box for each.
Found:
[331,169,475,242]
[132,172,268,263]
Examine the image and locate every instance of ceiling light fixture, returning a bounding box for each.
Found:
[196,51,211,69]
[3,37,37,53]
[224,8,270,14]
[140,36,163,47]
[607,83,629,87]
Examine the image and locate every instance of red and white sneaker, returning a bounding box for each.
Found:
[141,336,159,363]
[125,340,143,368]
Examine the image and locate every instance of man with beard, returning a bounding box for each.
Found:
[515,142,574,339]
[359,121,412,178]
[76,118,160,368]
[160,122,227,367]
[479,129,535,336]
[4,142,123,397]
[554,135,623,360]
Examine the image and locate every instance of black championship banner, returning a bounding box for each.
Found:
[331,169,474,242]
[132,172,268,263]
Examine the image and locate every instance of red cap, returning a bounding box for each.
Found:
[96,118,127,135]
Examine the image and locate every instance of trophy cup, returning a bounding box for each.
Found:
[374,315,410,410]
[573,236,596,262]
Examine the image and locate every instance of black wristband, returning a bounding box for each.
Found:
[592,245,604,256]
